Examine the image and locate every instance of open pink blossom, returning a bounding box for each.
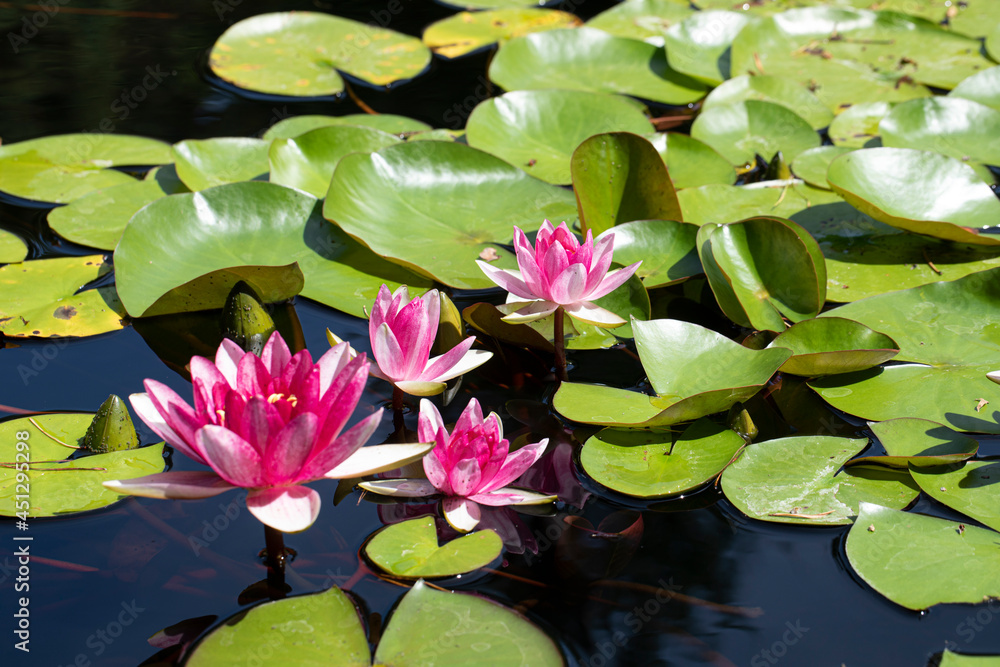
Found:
[360,398,555,531]
[365,284,493,397]
[102,332,431,533]
[477,220,641,326]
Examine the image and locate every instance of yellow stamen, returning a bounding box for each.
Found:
[267,393,284,404]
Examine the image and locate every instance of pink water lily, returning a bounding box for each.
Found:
[102,332,431,533]
[360,398,555,532]
[477,220,641,326]
[365,284,493,397]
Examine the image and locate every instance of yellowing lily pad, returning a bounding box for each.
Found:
[0,230,28,264]
[423,8,581,59]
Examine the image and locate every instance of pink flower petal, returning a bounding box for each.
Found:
[261,330,292,377]
[265,413,319,485]
[442,497,481,532]
[549,263,588,304]
[214,338,244,389]
[468,488,557,506]
[247,486,321,533]
[373,322,406,381]
[454,397,485,435]
[423,449,448,492]
[236,352,270,396]
[130,392,207,465]
[418,399,446,446]
[564,301,627,327]
[420,336,474,381]
[102,471,235,499]
[324,442,433,479]
[448,457,483,496]
[239,396,281,454]
[479,439,549,493]
[476,261,537,300]
[587,262,642,300]
[198,425,266,487]
[190,356,228,399]
[316,343,352,394]
[358,478,438,497]
[307,409,384,477]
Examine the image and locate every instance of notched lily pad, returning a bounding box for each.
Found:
[173,138,271,191]
[911,461,1000,533]
[767,317,898,376]
[848,418,978,469]
[691,100,820,167]
[365,516,503,578]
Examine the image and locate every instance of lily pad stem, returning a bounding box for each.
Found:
[263,524,287,593]
[554,306,568,382]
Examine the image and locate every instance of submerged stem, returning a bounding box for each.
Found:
[392,385,405,434]
[553,306,568,382]
[263,524,287,595]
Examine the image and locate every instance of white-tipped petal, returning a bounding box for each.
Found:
[394,380,447,396]
[102,471,235,500]
[425,349,494,384]
[324,443,434,479]
[247,486,321,533]
[359,478,438,497]
[442,497,482,532]
[470,488,558,506]
[564,301,627,327]
[988,370,1000,385]
[500,300,559,324]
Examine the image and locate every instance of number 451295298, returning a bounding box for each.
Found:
[14,430,30,522]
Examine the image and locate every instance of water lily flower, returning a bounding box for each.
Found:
[365,284,493,397]
[477,220,641,327]
[102,332,432,533]
[360,398,556,531]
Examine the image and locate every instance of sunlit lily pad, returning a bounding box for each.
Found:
[365,516,503,578]
[571,132,680,233]
[466,91,653,185]
[790,146,855,189]
[697,216,826,331]
[173,138,270,191]
[846,503,1000,610]
[949,67,1000,112]
[423,8,581,58]
[880,97,1000,168]
[0,133,171,204]
[209,12,431,96]
[262,114,432,140]
[585,0,695,45]
[323,141,577,289]
[581,418,744,498]
[438,0,554,9]
[489,27,708,105]
[598,219,701,289]
[702,75,833,130]
[989,22,1000,62]
[721,437,919,525]
[662,10,755,85]
[691,100,820,167]
[645,133,736,189]
[828,101,890,148]
[0,255,126,337]
[0,414,165,518]
[766,317,898,376]
[848,418,979,469]
[268,125,402,198]
[0,230,28,264]
[827,148,1000,246]
[553,318,791,426]
[939,650,1000,667]
[911,461,1000,533]
[949,0,1000,38]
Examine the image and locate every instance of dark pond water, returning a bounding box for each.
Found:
[3,1,1000,666]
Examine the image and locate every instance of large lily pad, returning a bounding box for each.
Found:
[766,317,898,376]
[268,125,402,198]
[940,650,1000,667]
[827,148,1000,246]
[0,414,165,518]
[0,230,28,264]
[911,461,1000,533]
[598,219,701,289]
[585,0,695,45]
[488,27,708,105]
[645,132,736,189]
[701,75,833,130]
[581,418,744,498]
[846,503,1000,610]
[262,114,432,141]
[173,138,270,191]
[849,418,979,469]
[721,437,919,525]
[697,216,826,331]
[0,134,171,204]
[790,146,855,189]
[880,97,1000,168]
[0,255,126,337]
[810,269,1000,433]
[323,141,577,289]
[691,100,820,167]
[423,8,581,59]
[662,10,754,85]
[365,516,503,578]
[828,101,890,148]
[466,91,653,186]
[553,318,791,426]
[209,12,431,97]
[950,67,1000,112]
[571,132,680,234]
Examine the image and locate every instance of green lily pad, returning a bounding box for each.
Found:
[766,317,898,376]
[438,0,553,9]
[939,650,1000,667]
[0,414,165,518]
[423,8,580,59]
[691,100,820,167]
[810,268,1000,433]
[849,418,980,469]
[846,503,1000,610]
[323,141,577,289]
[406,129,466,143]
[721,437,919,525]
[365,516,503,578]
[662,10,755,85]
[988,23,1000,65]
[268,125,402,198]
[581,418,745,498]
[645,132,736,189]
[790,146,855,189]
[173,138,270,191]
[553,318,791,426]
[828,101,890,148]
[570,132,680,234]
[702,75,834,130]
[880,97,1000,168]
[598,219,701,289]
[0,255,126,337]
[0,133,171,204]
[697,216,827,331]
[0,230,28,264]
[47,168,188,250]
[209,12,431,97]
[262,114,432,141]
[911,461,1000,533]
[374,580,564,666]
[827,147,1000,246]
[186,587,370,667]
[463,301,553,352]
[466,90,653,186]
[949,0,1000,38]
[585,0,695,45]
[489,27,708,106]
[950,67,1000,113]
